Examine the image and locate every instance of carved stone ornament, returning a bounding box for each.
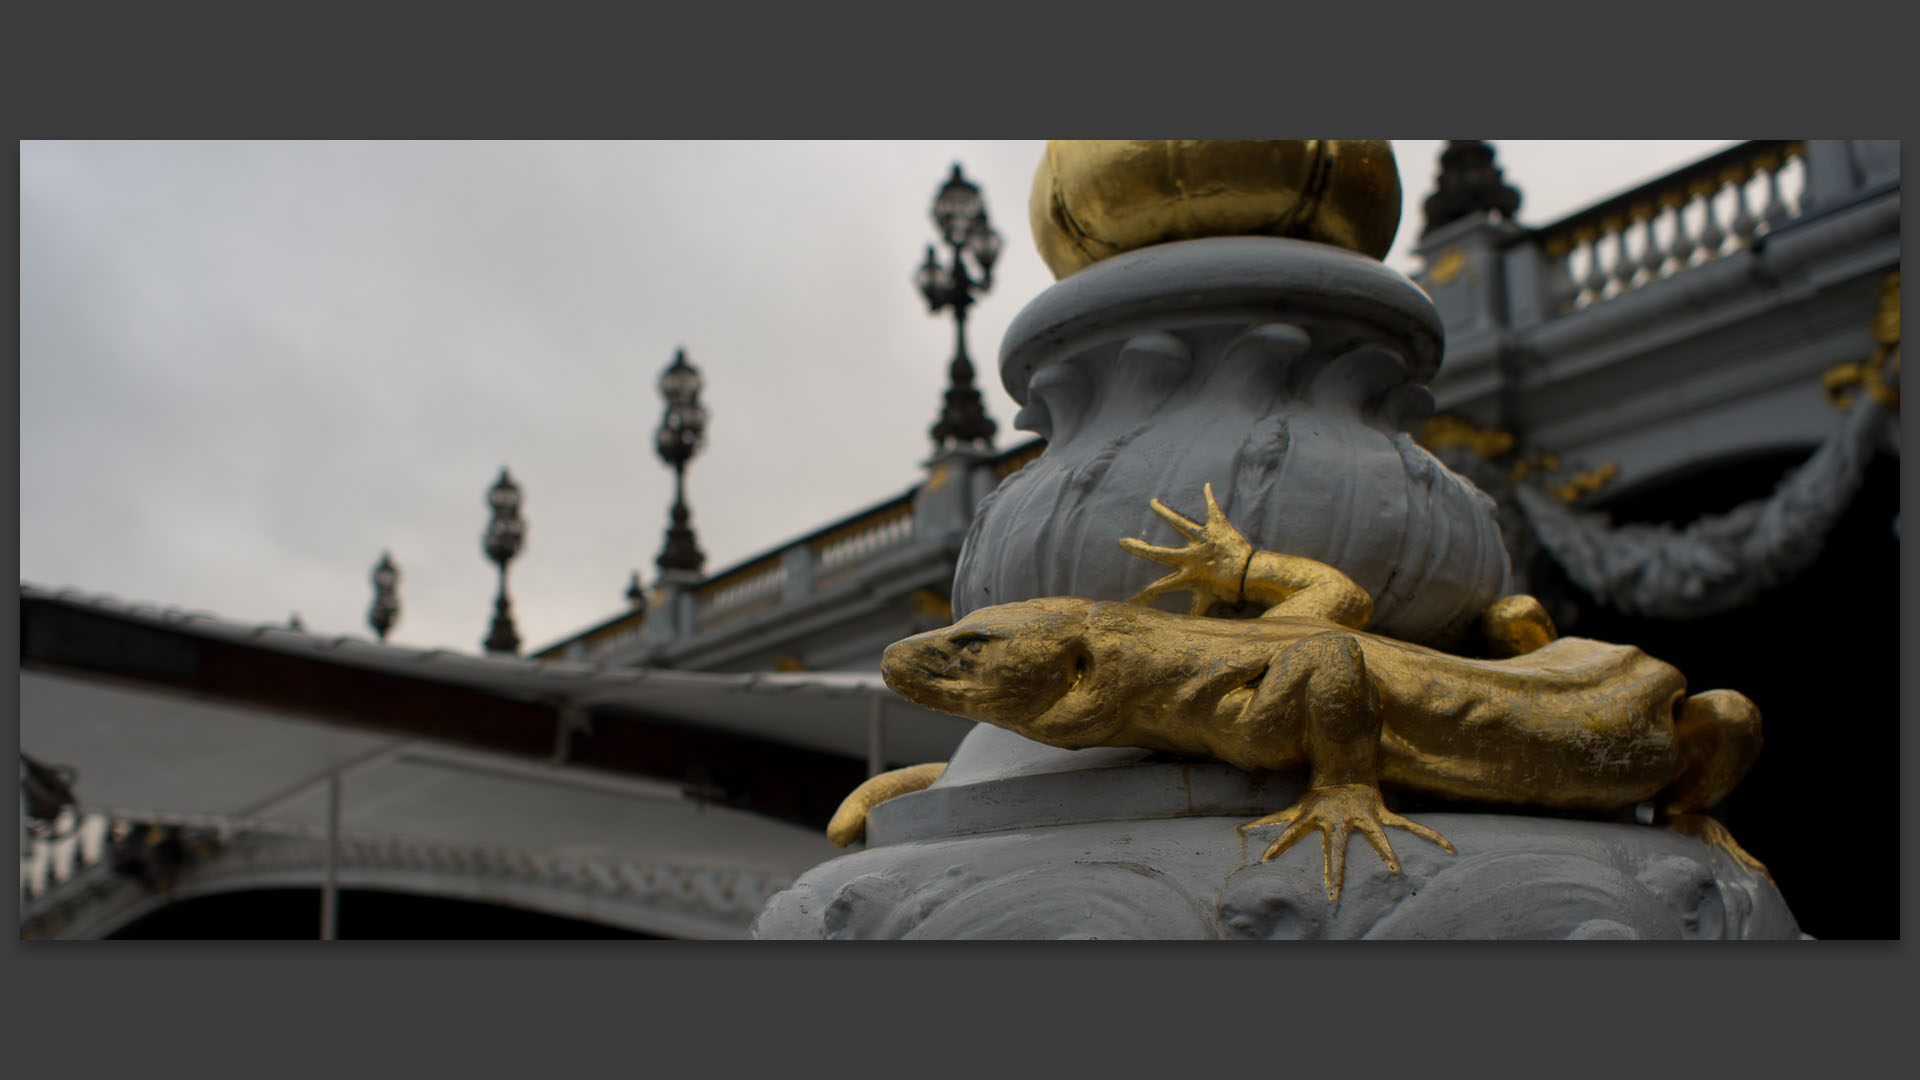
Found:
[957,235,1508,648]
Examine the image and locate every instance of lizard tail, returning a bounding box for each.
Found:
[1659,689,1763,815]
[825,762,948,848]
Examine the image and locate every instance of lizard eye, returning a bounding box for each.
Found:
[950,631,992,652]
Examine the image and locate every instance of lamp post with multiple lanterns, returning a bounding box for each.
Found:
[368,551,399,642]
[916,163,1002,451]
[482,468,526,654]
[358,167,1006,656]
[653,348,708,577]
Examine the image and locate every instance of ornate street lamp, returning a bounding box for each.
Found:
[917,163,1002,450]
[653,348,707,576]
[483,467,526,654]
[368,551,400,642]
[625,570,649,612]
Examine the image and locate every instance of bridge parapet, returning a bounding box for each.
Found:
[1415,139,1898,497]
[1530,141,1808,319]
[20,810,112,904]
[540,439,1044,670]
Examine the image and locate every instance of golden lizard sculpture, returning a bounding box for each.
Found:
[842,484,1765,904]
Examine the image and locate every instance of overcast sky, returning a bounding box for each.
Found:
[20,140,1736,656]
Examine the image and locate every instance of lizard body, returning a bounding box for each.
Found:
[869,485,1763,901]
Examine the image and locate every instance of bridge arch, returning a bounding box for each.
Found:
[25,827,789,940]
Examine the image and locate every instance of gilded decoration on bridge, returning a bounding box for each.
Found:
[870,487,1765,902]
[1824,271,1901,410]
[1417,415,1619,504]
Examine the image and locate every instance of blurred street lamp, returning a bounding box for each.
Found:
[483,468,526,654]
[626,570,649,612]
[653,348,707,576]
[917,163,1001,451]
[369,551,400,642]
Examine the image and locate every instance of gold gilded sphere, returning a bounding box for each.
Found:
[1029,140,1403,279]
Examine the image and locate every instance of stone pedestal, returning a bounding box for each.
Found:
[754,234,1803,940]
[753,731,1801,939]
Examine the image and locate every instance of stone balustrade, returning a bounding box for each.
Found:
[1533,141,1807,315]
[544,440,1045,665]
[20,810,112,901]
[694,552,791,629]
[1413,139,1896,486]
[546,607,648,662]
[689,495,914,634]
[806,494,916,587]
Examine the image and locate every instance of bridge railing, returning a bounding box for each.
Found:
[1530,140,1808,317]
[693,550,795,630]
[542,439,1048,663]
[806,495,917,589]
[690,490,919,633]
[20,810,112,902]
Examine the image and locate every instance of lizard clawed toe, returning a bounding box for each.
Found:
[1120,483,1254,612]
[1242,784,1454,904]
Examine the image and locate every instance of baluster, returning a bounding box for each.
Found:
[1637,204,1665,279]
[1609,217,1636,291]
[1543,234,1577,313]
[1578,227,1607,304]
[1664,190,1695,268]
[1758,150,1788,227]
[1728,165,1758,245]
[1783,142,1807,217]
[1694,178,1726,258]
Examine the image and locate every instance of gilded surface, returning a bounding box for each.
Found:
[1824,271,1901,410]
[1426,248,1467,286]
[827,763,947,848]
[909,587,954,621]
[1544,462,1619,502]
[879,486,1763,901]
[1418,416,1617,503]
[1028,140,1403,279]
[1417,415,1515,460]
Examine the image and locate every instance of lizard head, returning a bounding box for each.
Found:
[882,597,1112,743]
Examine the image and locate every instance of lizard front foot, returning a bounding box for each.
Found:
[1119,482,1254,615]
[1240,784,1456,904]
